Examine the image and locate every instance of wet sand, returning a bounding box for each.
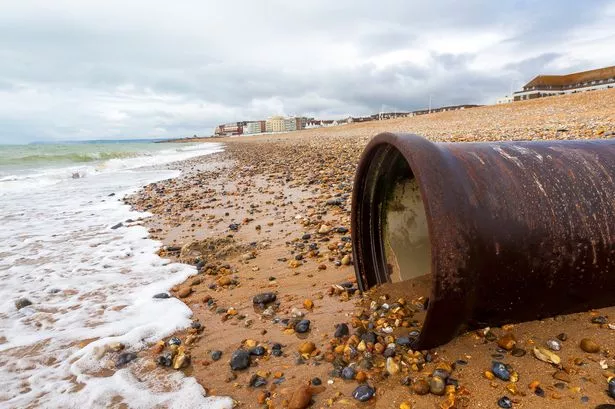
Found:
[126,89,615,408]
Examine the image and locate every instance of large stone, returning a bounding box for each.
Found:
[230,349,250,370]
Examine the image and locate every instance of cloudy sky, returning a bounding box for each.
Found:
[0,0,614,143]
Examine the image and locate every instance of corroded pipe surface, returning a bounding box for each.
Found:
[351,132,615,349]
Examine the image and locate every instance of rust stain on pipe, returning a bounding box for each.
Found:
[351,132,615,349]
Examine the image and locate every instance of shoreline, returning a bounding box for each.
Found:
[126,89,615,408]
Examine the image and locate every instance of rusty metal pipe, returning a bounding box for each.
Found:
[351,132,615,350]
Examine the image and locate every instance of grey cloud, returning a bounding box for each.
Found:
[0,0,613,143]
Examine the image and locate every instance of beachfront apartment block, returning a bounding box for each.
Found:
[244,120,266,135]
[513,65,615,101]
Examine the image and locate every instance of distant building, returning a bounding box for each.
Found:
[215,122,243,136]
[513,65,615,101]
[244,121,266,134]
[265,116,306,133]
[412,104,481,116]
[265,116,286,133]
[496,95,513,104]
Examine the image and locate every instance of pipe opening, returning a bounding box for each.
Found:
[361,143,432,287]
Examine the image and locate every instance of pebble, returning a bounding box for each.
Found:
[429,376,446,395]
[153,293,170,299]
[211,350,222,361]
[271,343,283,357]
[553,370,571,383]
[497,333,516,350]
[580,338,601,353]
[492,361,511,381]
[250,345,266,356]
[295,319,311,333]
[253,292,276,305]
[546,339,561,351]
[412,379,430,395]
[609,378,615,399]
[177,287,192,298]
[116,352,137,367]
[386,357,400,375]
[352,384,375,402]
[342,366,356,380]
[288,385,312,409]
[298,342,316,354]
[230,349,250,370]
[511,347,526,357]
[533,347,561,364]
[168,337,181,346]
[311,377,322,386]
[497,396,513,408]
[399,402,412,409]
[592,316,608,324]
[249,374,267,387]
[15,298,32,310]
[157,352,173,366]
[557,332,568,341]
[334,323,349,338]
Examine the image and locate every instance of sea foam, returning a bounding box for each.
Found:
[0,143,233,408]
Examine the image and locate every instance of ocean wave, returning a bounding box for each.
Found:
[3,151,141,165]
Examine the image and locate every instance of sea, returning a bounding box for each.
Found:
[0,140,233,408]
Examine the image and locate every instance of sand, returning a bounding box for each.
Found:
[125,89,615,408]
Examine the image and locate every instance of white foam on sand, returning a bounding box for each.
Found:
[0,143,234,408]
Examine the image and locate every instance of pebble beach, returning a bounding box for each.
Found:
[123,89,615,409]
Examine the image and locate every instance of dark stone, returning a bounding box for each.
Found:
[341,366,356,380]
[485,330,497,342]
[302,233,311,240]
[110,222,123,230]
[191,321,202,330]
[609,377,615,399]
[497,396,513,408]
[167,337,181,346]
[580,396,589,403]
[326,197,344,206]
[383,348,396,358]
[230,349,250,370]
[253,292,276,305]
[595,405,615,409]
[228,223,239,231]
[455,359,468,366]
[396,337,411,347]
[295,319,311,333]
[492,361,511,381]
[400,376,411,385]
[271,343,283,357]
[249,374,267,388]
[15,298,32,309]
[592,316,608,324]
[336,227,349,234]
[250,346,266,356]
[432,368,450,380]
[166,246,181,252]
[334,323,349,338]
[153,293,170,299]
[157,353,172,366]
[361,332,377,344]
[511,348,526,357]
[210,350,222,361]
[352,385,375,402]
[491,354,505,359]
[311,377,322,386]
[557,332,568,341]
[116,352,137,367]
[535,386,545,397]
